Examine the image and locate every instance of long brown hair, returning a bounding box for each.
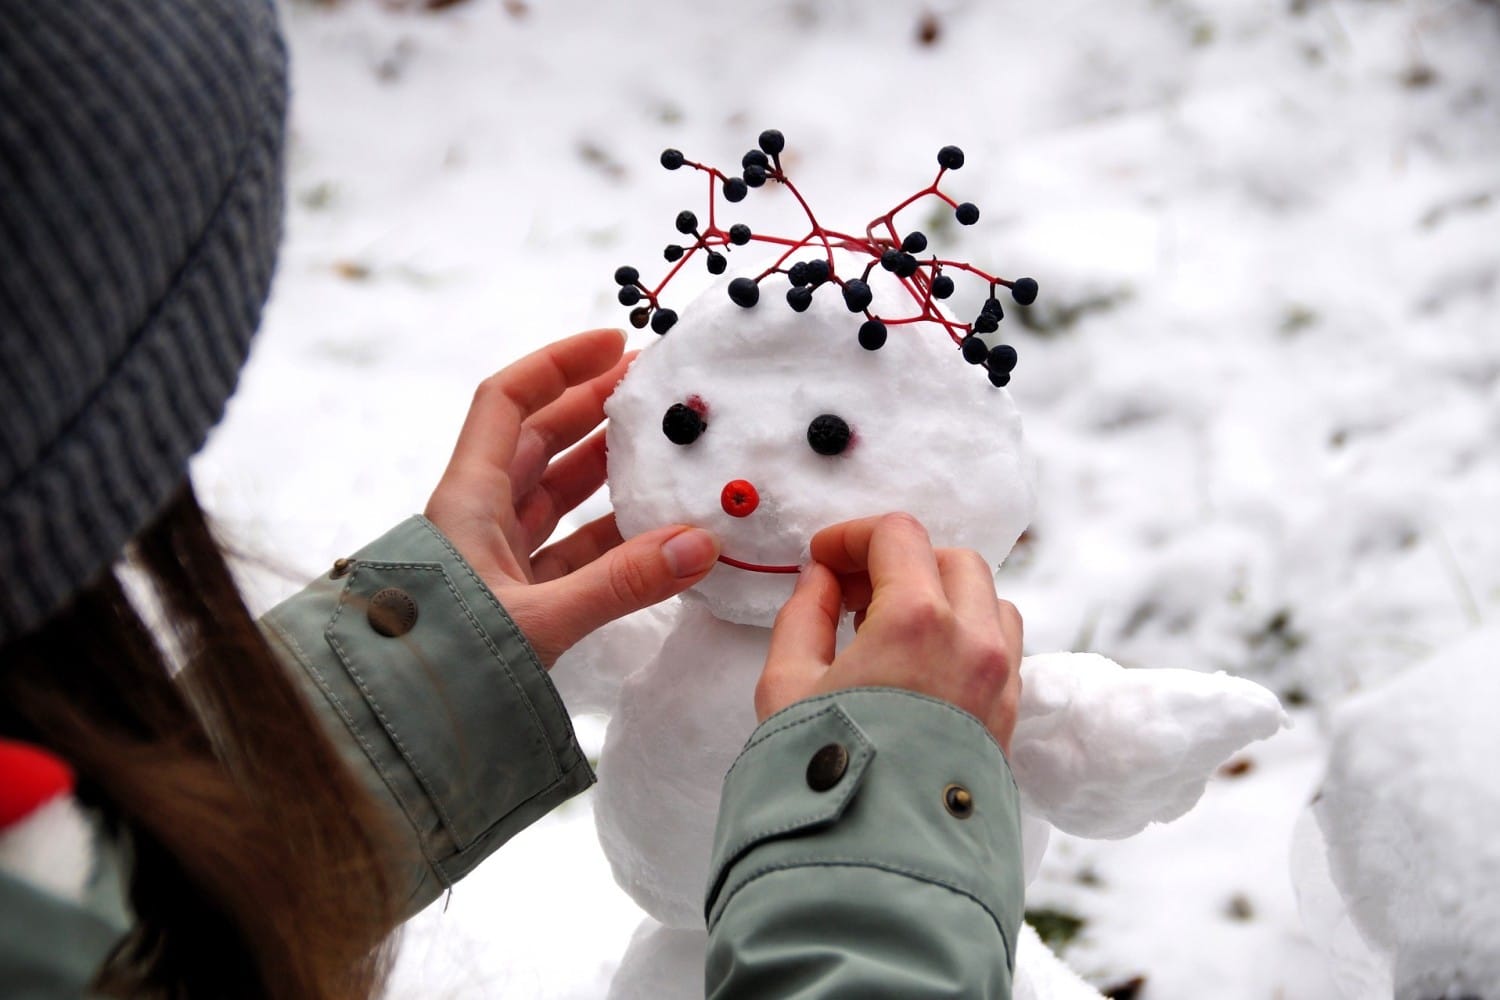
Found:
[0,484,400,998]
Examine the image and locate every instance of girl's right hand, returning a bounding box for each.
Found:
[755,513,1023,754]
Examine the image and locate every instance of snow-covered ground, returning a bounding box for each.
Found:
[194,1,1500,996]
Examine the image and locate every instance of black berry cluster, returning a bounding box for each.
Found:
[613,130,1038,387]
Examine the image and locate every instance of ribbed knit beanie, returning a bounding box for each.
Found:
[0,0,288,642]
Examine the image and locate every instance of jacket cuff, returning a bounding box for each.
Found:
[261,516,594,911]
[705,688,1024,967]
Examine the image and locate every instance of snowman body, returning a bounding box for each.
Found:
[555,260,1284,997]
[593,602,767,928]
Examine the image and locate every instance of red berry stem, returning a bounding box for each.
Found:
[620,131,1035,382]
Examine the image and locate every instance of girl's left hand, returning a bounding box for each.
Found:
[425,328,720,667]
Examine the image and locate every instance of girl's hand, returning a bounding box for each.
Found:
[425,329,719,667]
[756,513,1022,753]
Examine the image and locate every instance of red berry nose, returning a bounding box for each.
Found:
[721,479,760,518]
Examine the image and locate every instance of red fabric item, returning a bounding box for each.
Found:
[0,738,74,829]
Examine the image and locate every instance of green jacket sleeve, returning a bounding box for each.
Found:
[261,515,595,917]
[704,688,1024,999]
[0,870,124,1000]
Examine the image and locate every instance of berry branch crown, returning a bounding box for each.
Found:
[612,129,1037,387]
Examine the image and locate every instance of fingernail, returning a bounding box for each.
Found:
[662,528,719,578]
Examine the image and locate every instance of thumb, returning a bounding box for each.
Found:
[524,525,719,661]
[755,562,842,721]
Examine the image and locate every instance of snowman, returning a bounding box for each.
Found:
[553,133,1286,998]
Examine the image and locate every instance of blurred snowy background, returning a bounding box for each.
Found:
[193,0,1500,996]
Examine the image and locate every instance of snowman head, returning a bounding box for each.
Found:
[604,132,1036,627]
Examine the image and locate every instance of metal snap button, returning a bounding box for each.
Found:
[367,587,418,637]
[330,557,355,579]
[943,783,974,819]
[806,742,850,792]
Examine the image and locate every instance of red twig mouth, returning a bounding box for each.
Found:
[717,554,800,574]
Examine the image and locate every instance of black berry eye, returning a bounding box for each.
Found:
[663,403,706,445]
[807,414,851,456]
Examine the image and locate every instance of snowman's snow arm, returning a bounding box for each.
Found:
[1008,652,1287,839]
[549,600,680,717]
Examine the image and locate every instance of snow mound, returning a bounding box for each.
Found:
[1312,623,1500,999]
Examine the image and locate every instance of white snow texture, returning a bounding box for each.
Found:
[1308,623,1500,999]
[1013,653,1287,841]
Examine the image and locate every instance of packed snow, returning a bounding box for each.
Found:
[1011,654,1285,843]
[1298,623,1500,999]
[192,0,1500,996]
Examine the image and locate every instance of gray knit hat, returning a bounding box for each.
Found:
[0,0,288,641]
